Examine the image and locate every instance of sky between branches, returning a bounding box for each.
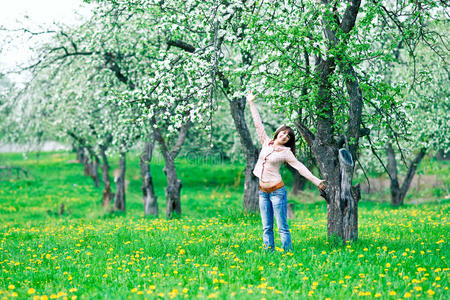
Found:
[0,0,92,83]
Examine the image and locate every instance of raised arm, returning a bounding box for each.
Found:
[247,91,270,145]
[285,150,325,188]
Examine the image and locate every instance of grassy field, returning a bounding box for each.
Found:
[0,151,448,299]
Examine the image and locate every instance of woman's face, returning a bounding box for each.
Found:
[276,130,290,145]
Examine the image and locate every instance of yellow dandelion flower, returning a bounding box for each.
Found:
[426,289,435,296]
[28,288,36,295]
[388,291,396,296]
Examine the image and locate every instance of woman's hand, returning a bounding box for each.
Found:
[246,90,256,103]
[317,180,327,191]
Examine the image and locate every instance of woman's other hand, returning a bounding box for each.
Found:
[246,90,255,103]
[318,180,327,191]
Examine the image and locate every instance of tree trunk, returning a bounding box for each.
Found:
[338,149,358,241]
[436,149,450,161]
[387,143,426,206]
[295,57,361,243]
[92,155,100,188]
[292,0,362,243]
[152,121,190,218]
[100,146,113,208]
[140,139,158,216]
[229,96,260,212]
[113,152,126,211]
[289,166,306,195]
[163,157,182,218]
[243,155,260,212]
[386,142,401,206]
[83,153,100,188]
[76,146,85,163]
[399,148,426,202]
[83,155,92,176]
[286,158,310,196]
[313,147,360,243]
[289,48,311,197]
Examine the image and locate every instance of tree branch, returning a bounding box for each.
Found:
[167,39,196,53]
[293,121,315,147]
[170,120,191,159]
[340,0,362,34]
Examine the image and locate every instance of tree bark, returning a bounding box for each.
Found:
[76,146,85,163]
[83,155,92,176]
[229,96,260,212]
[92,155,100,188]
[339,149,358,241]
[82,153,100,188]
[288,48,312,196]
[295,41,361,243]
[66,131,99,187]
[162,156,182,218]
[400,148,426,202]
[387,143,426,206]
[113,152,126,211]
[152,120,190,218]
[100,145,113,208]
[386,142,401,205]
[140,139,158,216]
[297,0,362,243]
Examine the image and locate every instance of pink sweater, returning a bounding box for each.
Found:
[249,101,322,186]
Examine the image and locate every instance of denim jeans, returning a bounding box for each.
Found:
[258,186,292,251]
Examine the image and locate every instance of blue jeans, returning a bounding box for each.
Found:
[259,186,292,251]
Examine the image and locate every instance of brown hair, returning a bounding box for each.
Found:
[273,126,296,154]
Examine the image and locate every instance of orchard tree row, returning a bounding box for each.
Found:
[0,0,448,243]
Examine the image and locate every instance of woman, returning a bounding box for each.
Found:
[247,91,326,251]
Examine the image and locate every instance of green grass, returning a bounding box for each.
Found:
[0,151,448,299]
